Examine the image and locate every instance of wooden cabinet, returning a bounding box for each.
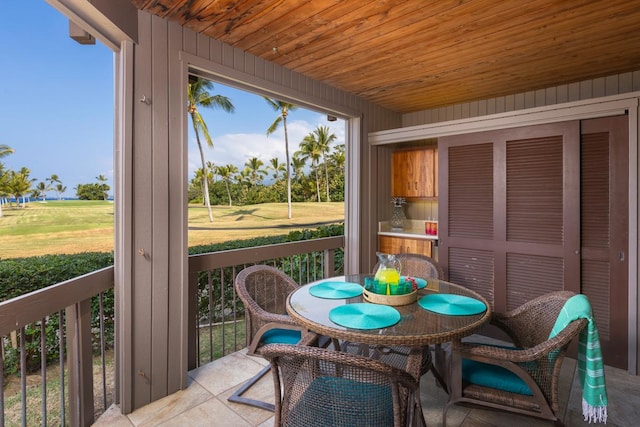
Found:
[391,147,437,198]
[379,236,432,257]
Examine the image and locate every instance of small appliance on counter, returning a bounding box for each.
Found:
[425,219,438,236]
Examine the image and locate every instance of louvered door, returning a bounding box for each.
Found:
[502,125,581,311]
[439,122,580,314]
[580,115,628,369]
[439,118,629,369]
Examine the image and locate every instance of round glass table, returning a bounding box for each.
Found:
[286,274,492,380]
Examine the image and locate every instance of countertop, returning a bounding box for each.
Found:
[378,220,438,240]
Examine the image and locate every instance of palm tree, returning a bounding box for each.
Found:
[46,174,62,199]
[54,183,67,200]
[296,133,323,202]
[0,144,15,159]
[96,174,109,200]
[0,147,14,215]
[215,164,238,206]
[236,168,251,186]
[310,126,337,202]
[8,167,34,207]
[0,163,9,217]
[34,181,51,201]
[291,154,306,182]
[268,157,286,180]
[188,77,235,222]
[193,168,207,204]
[206,161,216,183]
[265,98,298,219]
[244,157,267,186]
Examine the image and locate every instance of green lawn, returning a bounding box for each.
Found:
[0,200,344,258]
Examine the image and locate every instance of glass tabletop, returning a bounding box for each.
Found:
[286,274,492,347]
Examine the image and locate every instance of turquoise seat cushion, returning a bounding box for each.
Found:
[286,376,393,427]
[462,358,533,396]
[260,328,302,345]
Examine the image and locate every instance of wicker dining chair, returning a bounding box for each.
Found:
[228,265,318,411]
[443,290,588,426]
[260,343,426,427]
[353,253,444,378]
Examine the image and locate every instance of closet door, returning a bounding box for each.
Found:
[580,115,628,369]
[439,117,629,369]
[439,122,580,314]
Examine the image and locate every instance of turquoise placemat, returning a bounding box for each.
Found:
[309,281,363,299]
[329,303,400,329]
[418,293,487,316]
[401,276,427,289]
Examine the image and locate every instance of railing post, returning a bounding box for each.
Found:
[66,299,95,426]
[188,271,199,370]
[324,249,336,278]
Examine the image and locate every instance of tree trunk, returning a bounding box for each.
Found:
[225,181,232,206]
[283,118,292,219]
[191,114,214,222]
[315,165,321,202]
[324,158,331,202]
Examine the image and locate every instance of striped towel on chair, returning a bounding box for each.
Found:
[549,294,608,424]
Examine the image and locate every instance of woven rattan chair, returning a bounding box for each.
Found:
[443,290,588,426]
[350,253,444,378]
[260,343,426,427]
[228,265,318,411]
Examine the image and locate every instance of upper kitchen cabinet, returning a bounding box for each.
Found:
[391,147,437,199]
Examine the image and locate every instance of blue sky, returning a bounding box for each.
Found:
[0,1,344,198]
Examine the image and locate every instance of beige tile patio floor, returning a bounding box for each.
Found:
[94,344,640,426]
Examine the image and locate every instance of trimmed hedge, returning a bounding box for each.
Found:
[0,223,344,373]
[0,223,344,301]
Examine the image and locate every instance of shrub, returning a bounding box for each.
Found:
[0,252,115,374]
[0,223,344,373]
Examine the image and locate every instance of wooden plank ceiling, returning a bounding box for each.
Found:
[131,0,640,114]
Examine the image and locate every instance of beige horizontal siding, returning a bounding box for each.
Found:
[402,70,640,127]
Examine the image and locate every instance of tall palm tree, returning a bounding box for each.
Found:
[215,164,238,206]
[264,98,298,219]
[310,126,337,202]
[188,77,235,222]
[296,134,323,202]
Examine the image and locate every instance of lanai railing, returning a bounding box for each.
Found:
[0,235,344,425]
[0,266,114,427]
[188,235,345,368]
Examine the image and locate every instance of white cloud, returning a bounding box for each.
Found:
[187,115,345,178]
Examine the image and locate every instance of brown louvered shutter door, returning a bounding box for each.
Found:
[440,118,628,369]
[503,126,580,312]
[580,115,628,369]
[440,122,580,315]
[439,138,495,307]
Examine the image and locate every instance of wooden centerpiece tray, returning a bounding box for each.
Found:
[363,288,417,306]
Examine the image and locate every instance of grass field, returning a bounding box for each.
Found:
[0,200,345,259]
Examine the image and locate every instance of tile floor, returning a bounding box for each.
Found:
[94,344,640,426]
